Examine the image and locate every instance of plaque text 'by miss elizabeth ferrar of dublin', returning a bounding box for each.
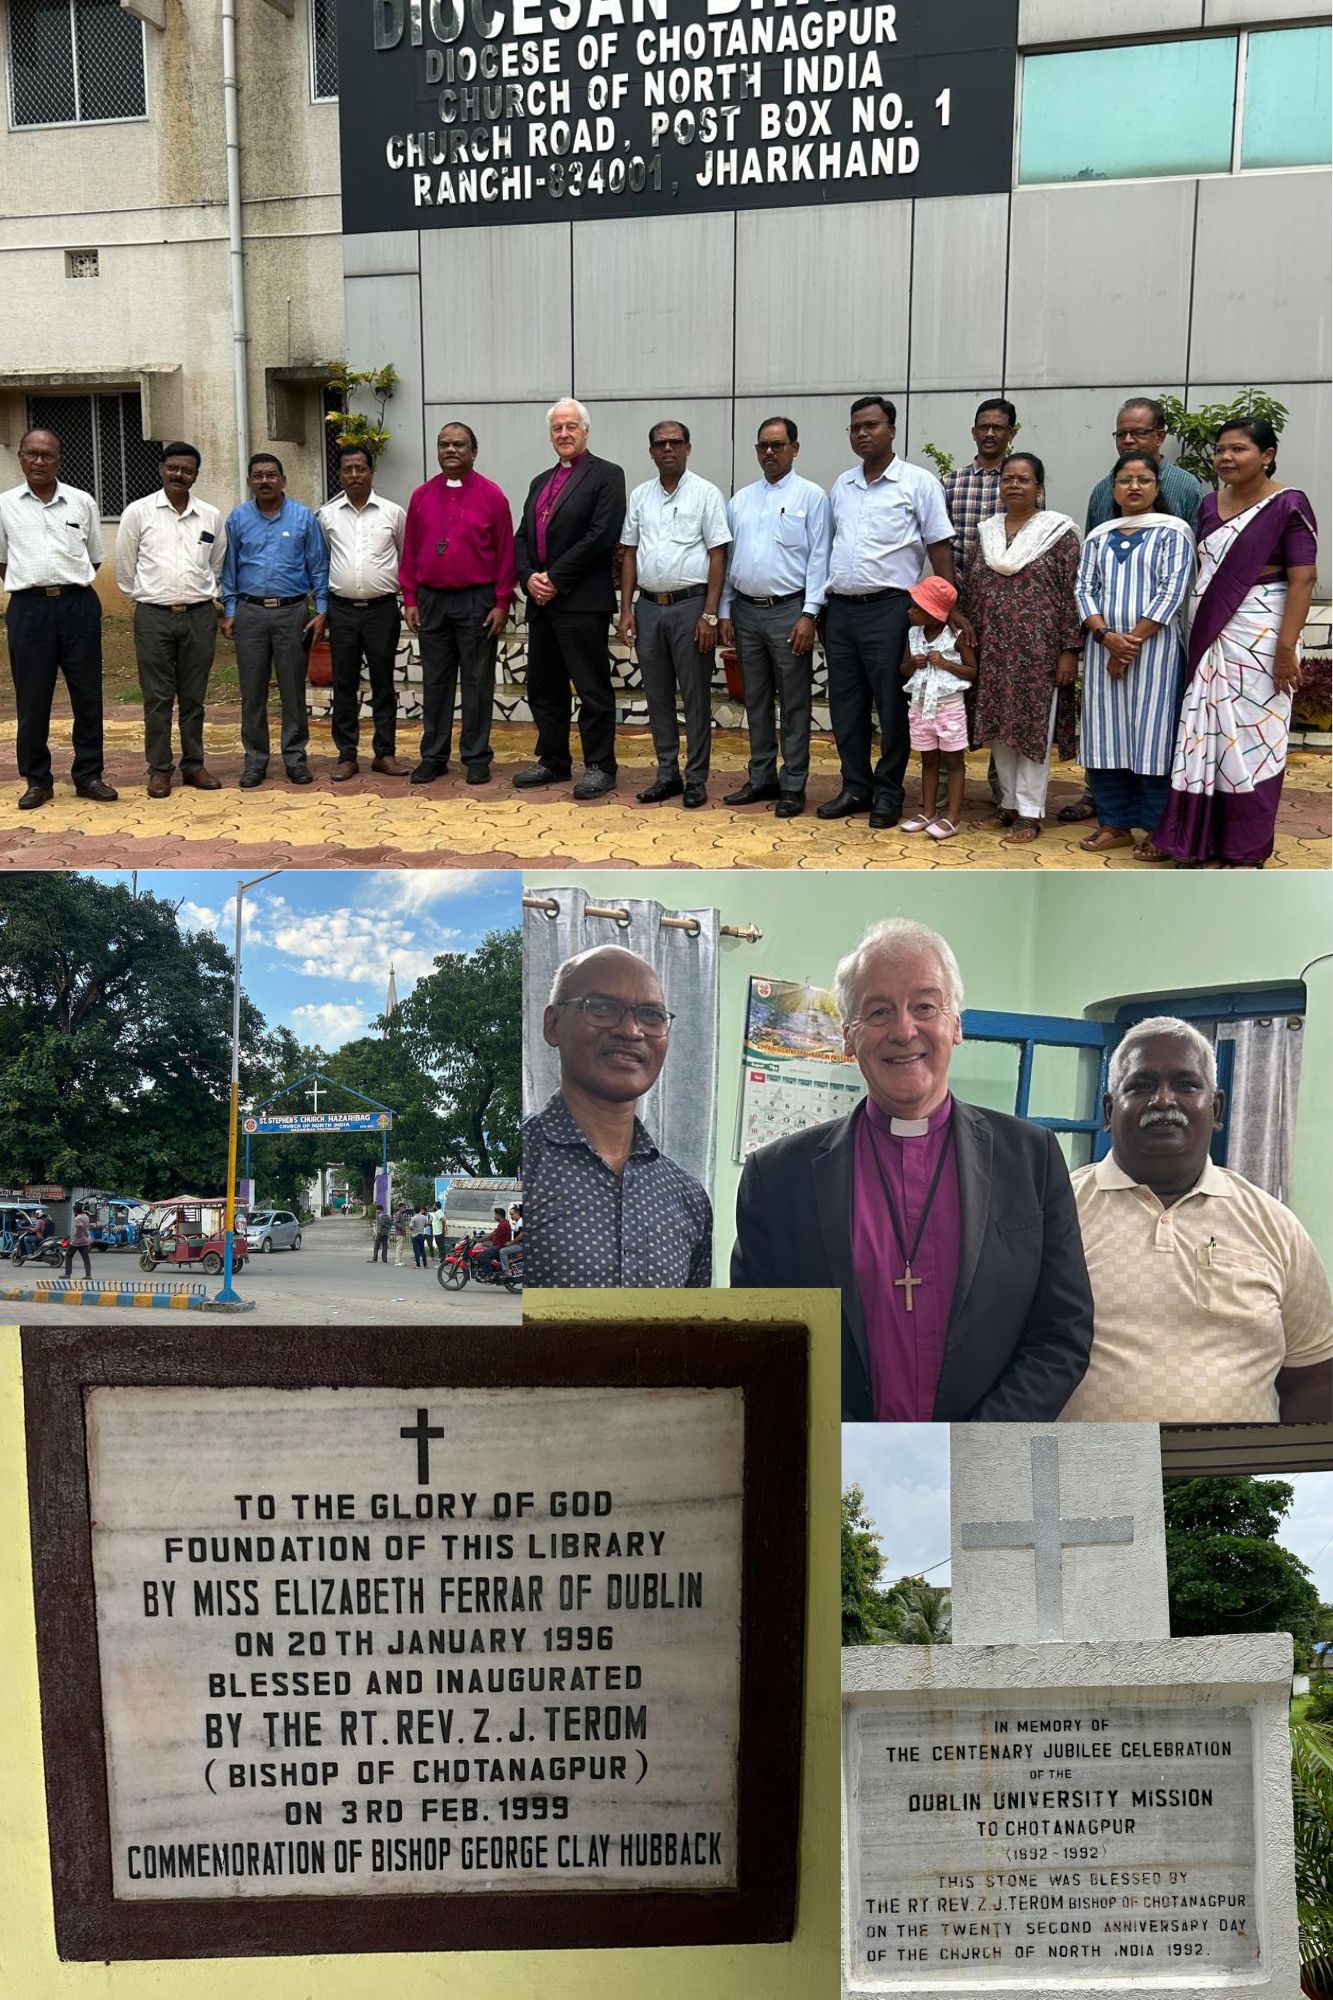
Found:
[86,1385,743,1899]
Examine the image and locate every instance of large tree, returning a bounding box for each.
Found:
[1164,1476,1322,1670]
[391,928,521,1175]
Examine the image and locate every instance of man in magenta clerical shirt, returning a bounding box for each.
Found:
[400,422,516,786]
[731,916,1093,1421]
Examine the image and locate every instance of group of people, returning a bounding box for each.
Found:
[0,393,1315,864]
[370,1199,520,1273]
[523,922,1331,1425]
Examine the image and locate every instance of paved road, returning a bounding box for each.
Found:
[8,1216,520,1327]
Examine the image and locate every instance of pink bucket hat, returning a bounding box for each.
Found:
[908,576,958,620]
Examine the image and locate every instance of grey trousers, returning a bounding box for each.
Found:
[134,600,217,775]
[233,599,310,772]
[636,591,712,786]
[731,593,812,792]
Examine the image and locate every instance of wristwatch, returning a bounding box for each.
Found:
[701,612,719,626]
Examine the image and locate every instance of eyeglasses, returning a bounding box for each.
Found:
[556,995,675,1034]
[20,449,57,462]
[650,437,687,451]
[756,441,791,454]
[1113,426,1160,443]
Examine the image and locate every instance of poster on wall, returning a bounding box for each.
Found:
[735,976,863,1162]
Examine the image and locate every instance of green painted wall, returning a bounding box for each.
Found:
[524,872,1333,1268]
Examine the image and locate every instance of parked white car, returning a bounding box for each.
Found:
[247,1209,302,1252]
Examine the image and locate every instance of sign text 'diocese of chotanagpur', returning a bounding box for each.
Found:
[339,0,1019,231]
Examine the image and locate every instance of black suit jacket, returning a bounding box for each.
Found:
[514,452,626,618]
[731,1099,1093,1421]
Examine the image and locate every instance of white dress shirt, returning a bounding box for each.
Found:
[827,456,953,594]
[0,480,104,589]
[318,490,406,600]
[720,470,831,617]
[114,489,225,604]
[620,468,731,592]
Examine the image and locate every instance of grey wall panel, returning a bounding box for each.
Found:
[345,271,425,506]
[972,385,1188,525]
[1019,0,1201,41]
[572,214,735,399]
[1190,380,1330,591]
[1206,0,1316,21]
[1008,182,1195,388]
[419,223,573,404]
[909,196,1008,391]
[1190,174,1332,385]
[730,395,896,498]
[343,231,419,279]
[901,393,995,477]
[733,202,911,395]
[582,399,734,504]
[422,400,561,525]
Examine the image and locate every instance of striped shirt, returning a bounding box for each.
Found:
[940,460,1003,580]
[0,480,104,588]
[1075,521,1194,773]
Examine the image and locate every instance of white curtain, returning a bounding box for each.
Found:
[1215,1014,1305,1202]
[522,886,720,1193]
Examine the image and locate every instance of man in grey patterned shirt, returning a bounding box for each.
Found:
[524,945,712,1289]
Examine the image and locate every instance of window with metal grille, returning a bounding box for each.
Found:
[25,391,160,516]
[322,384,343,499]
[310,0,337,101]
[8,0,146,128]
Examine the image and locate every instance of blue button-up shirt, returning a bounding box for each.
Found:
[720,470,832,618]
[220,497,329,617]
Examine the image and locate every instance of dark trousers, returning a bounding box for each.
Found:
[233,600,309,772]
[412,1233,428,1267]
[417,582,496,773]
[732,594,812,792]
[5,586,104,788]
[328,595,401,761]
[636,592,712,786]
[134,600,218,775]
[527,605,617,776]
[1087,766,1171,833]
[64,1243,92,1280]
[372,1233,389,1262]
[823,590,912,805]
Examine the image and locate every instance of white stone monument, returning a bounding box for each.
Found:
[843,1424,1300,1999]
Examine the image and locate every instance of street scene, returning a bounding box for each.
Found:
[0,868,522,1323]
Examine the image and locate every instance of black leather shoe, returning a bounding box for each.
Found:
[869,796,901,830]
[775,793,806,819]
[683,784,708,808]
[512,763,569,789]
[238,767,267,789]
[17,783,54,810]
[75,777,119,802]
[410,761,443,785]
[816,788,870,820]
[722,780,781,806]
[636,776,684,804]
[466,763,492,785]
[286,766,314,786]
[572,768,617,799]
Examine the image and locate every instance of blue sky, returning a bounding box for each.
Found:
[843,1426,1333,1604]
[89,870,521,1050]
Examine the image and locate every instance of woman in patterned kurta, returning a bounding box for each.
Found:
[1075,452,1195,861]
[963,453,1083,844]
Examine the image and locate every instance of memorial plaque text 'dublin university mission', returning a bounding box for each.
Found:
[23,1325,807,1960]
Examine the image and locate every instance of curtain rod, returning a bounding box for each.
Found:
[522,894,762,945]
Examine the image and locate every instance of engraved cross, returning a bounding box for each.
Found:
[959,1436,1133,1641]
[401,1407,445,1484]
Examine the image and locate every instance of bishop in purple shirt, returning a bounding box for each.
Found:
[733,917,1094,1422]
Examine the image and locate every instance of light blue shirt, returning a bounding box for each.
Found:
[827,456,954,594]
[620,468,731,592]
[220,496,329,617]
[720,470,831,618]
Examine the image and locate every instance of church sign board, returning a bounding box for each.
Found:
[338,0,1019,231]
[22,1323,807,1959]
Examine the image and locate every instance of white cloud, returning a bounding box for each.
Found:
[261,908,455,988]
[176,900,220,934]
[843,1425,952,1585]
[288,1002,373,1049]
[372,870,487,914]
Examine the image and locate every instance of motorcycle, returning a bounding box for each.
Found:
[12,1232,64,1270]
[437,1239,522,1294]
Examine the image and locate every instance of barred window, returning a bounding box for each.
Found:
[8,0,146,128]
[26,391,159,517]
[311,0,337,101]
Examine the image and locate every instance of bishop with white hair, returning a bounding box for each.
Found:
[731,916,1095,1422]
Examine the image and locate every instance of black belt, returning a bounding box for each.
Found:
[147,600,214,612]
[239,593,306,608]
[330,592,397,608]
[734,589,802,608]
[17,584,89,598]
[642,586,705,606]
[828,587,907,604]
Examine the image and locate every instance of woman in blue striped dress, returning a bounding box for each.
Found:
[1075,453,1195,861]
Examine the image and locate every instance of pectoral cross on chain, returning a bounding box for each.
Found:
[894,1264,923,1312]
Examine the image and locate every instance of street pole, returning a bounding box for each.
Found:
[217,871,280,1304]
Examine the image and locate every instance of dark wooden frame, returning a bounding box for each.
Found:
[22,1322,809,1961]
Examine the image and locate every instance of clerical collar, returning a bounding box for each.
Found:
[445,478,463,488]
[865,1094,953,1140]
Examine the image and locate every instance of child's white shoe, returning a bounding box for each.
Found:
[901,814,933,833]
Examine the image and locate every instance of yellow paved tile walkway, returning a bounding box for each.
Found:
[2,716,1328,870]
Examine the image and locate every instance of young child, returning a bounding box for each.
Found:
[900,576,976,840]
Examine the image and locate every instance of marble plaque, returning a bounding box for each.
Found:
[87,1383,744,1900]
[847,1700,1257,1985]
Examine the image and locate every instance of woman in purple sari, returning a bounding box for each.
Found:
[1156,418,1317,866]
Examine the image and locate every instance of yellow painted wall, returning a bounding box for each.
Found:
[0,1296,839,1997]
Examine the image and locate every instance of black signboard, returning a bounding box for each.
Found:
[338,0,1019,232]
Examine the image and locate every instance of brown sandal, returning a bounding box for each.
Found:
[1000,818,1042,845]
[979,810,1017,829]
[1079,826,1133,852]
[1133,838,1171,863]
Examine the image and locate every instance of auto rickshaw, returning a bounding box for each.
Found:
[138,1199,248,1277]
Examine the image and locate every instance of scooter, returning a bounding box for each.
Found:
[11,1232,64,1270]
